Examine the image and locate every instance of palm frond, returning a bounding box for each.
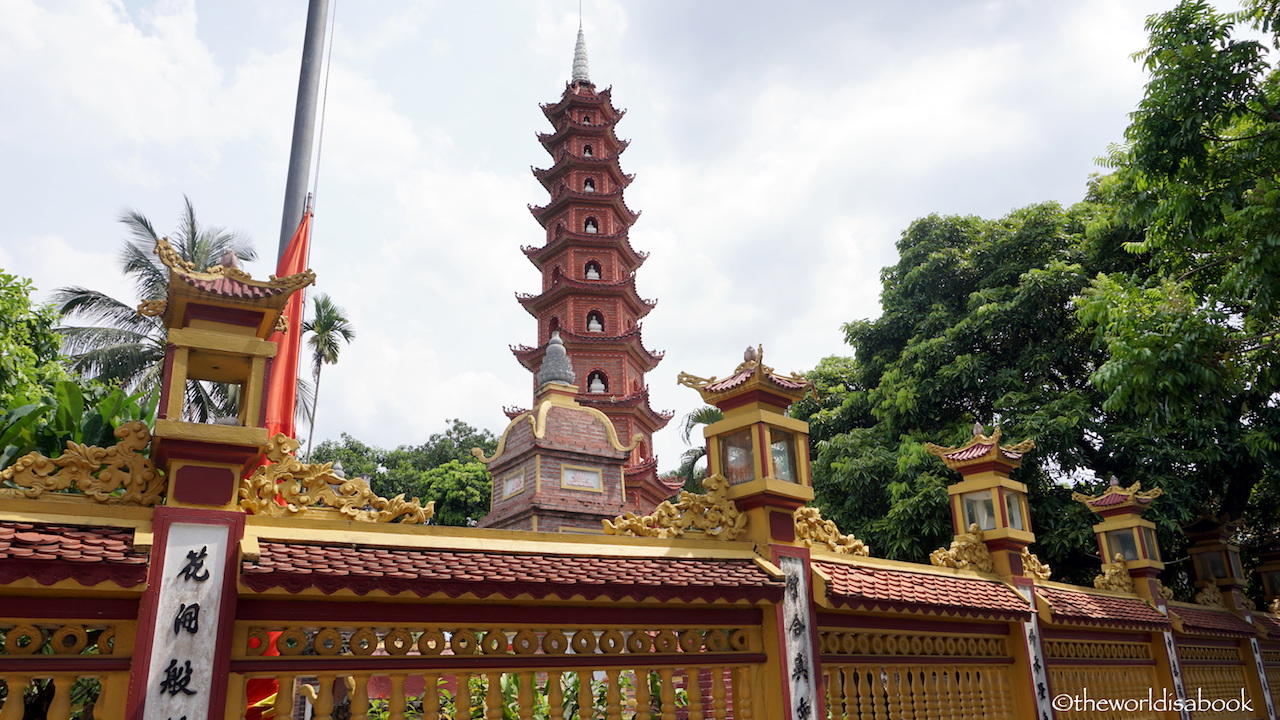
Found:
[680,405,724,444]
[52,287,162,336]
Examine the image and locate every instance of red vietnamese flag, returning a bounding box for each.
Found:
[264,210,312,440]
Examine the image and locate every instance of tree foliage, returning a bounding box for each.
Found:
[792,202,1186,583]
[1084,0,1280,528]
[310,420,498,526]
[797,1,1280,591]
[0,271,69,409]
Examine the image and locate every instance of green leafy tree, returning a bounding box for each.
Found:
[793,201,1178,582]
[0,271,69,409]
[311,421,498,526]
[301,293,355,461]
[53,198,255,422]
[1083,0,1280,531]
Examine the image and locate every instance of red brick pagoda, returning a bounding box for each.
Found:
[510,25,677,513]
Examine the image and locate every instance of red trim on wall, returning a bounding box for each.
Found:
[1044,657,1157,667]
[183,303,264,329]
[1039,628,1151,642]
[821,655,1016,666]
[235,599,761,627]
[172,465,236,506]
[769,510,796,543]
[0,596,138,620]
[816,613,1011,636]
[0,657,132,673]
[715,390,791,413]
[158,345,176,420]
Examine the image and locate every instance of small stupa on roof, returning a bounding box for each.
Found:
[475,332,642,533]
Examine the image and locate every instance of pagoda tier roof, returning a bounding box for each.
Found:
[533,150,634,191]
[242,539,784,605]
[577,389,675,431]
[516,274,656,319]
[540,84,621,121]
[522,222,648,272]
[529,184,641,228]
[511,325,664,373]
[537,124,629,156]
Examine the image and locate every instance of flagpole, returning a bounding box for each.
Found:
[278,0,330,262]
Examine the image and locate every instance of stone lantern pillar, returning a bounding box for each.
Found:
[1185,516,1251,613]
[675,345,815,547]
[925,424,1039,578]
[1072,476,1165,602]
[1256,542,1280,614]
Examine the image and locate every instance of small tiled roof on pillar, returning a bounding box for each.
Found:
[924,425,1034,472]
[148,235,315,337]
[1072,475,1163,514]
[677,345,812,410]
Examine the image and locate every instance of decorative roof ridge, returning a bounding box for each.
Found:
[155,236,315,295]
[1033,578,1149,599]
[529,188,642,224]
[1072,476,1163,509]
[924,425,1034,471]
[678,345,812,401]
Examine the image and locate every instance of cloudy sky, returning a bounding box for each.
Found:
[0,0,1194,470]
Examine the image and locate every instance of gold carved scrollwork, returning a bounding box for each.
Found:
[136,299,166,317]
[1157,579,1175,600]
[1021,547,1051,580]
[0,421,163,506]
[1094,553,1135,593]
[1194,582,1225,608]
[929,523,995,573]
[1270,598,1280,615]
[603,474,746,540]
[239,433,434,523]
[793,506,869,555]
[274,314,288,334]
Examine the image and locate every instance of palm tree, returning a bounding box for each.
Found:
[302,293,355,461]
[53,197,256,422]
[676,405,723,491]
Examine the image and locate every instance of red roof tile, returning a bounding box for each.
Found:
[1036,586,1170,631]
[814,561,1031,621]
[179,274,288,299]
[1254,613,1280,638]
[242,541,784,603]
[0,521,148,588]
[1171,605,1259,637]
[703,368,806,394]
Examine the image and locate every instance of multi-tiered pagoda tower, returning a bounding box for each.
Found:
[509,27,677,513]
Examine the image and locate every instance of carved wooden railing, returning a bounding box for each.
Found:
[0,616,135,720]
[818,617,1018,719]
[1043,630,1162,720]
[225,607,766,720]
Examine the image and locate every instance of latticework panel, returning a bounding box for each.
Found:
[823,664,1015,719]
[1049,665,1161,720]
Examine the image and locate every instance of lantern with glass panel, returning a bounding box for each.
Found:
[1073,476,1165,600]
[677,346,814,544]
[926,425,1037,576]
